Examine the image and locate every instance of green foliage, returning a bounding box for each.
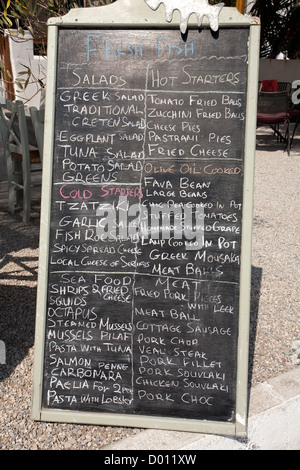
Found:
[211,0,300,59]
[249,0,300,59]
[0,1,115,37]
[0,1,116,98]
[0,1,79,36]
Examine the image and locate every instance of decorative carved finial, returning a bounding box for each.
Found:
[145,0,224,33]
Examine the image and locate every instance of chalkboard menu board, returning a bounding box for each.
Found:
[32,3,260,437]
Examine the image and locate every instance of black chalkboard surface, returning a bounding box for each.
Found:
[33,6,260,436]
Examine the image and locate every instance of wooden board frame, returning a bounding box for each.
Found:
[32,0,260,437]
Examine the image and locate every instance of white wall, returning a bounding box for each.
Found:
[259,59,300,86]
[0,30,47,179]
[2,29,47,110]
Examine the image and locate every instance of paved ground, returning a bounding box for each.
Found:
[103,367,300,450]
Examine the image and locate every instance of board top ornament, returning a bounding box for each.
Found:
[145,0,224,33]
[47,0,258,29]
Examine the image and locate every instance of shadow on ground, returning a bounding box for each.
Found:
[0,208,40,381]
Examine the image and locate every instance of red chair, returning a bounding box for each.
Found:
[259,79,279,92]
[259,80,292,94]
[257,91,291,155]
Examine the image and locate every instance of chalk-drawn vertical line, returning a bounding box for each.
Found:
[130,61,150,402]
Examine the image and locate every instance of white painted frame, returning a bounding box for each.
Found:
[32,0,260,437]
